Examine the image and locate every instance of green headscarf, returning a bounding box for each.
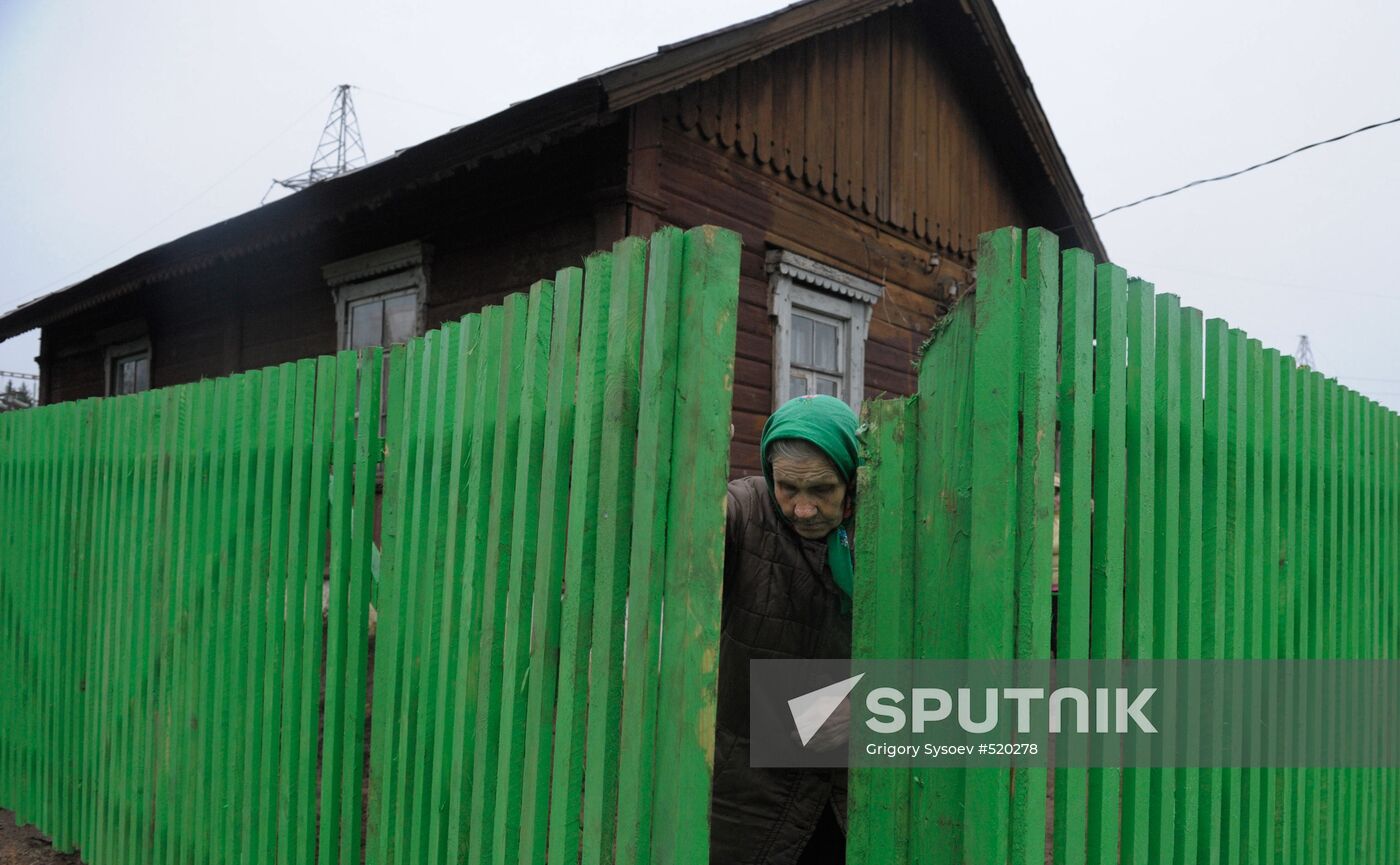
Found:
[759,395,860,611]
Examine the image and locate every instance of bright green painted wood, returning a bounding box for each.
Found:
[369,338,417,865]
[1122,277,1155,865]
[424,315,481,865]
[965,226,1019,865]
[1219,329,1247,865]
[1054,247,1095,865]
[252,365,295,865]
[1011,228,1056,865]
[442,305,503,864]
[277,358,318,865]
[911,295,973,865]
[1259,347,1279,865]
[1197,320,1228,865]
[344,348,382,865]
[404,321,457,865]
[465,292,530,865]
[612,228,685,865]
[1152,293,1181,864]
[1088,262,1126,865]
[491,280,556,865]
[546,251,614,865]
[390,330,437,865]
[648,225,739,865]
[1276,354,1298,865]
[318,351,359,865]
[849,396,914,865]
[580,237,648,865]
[240,365,278,865]
[517,266,583,865]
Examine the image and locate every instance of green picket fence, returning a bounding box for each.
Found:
[851,226,1399,864]
[0,224,739,865]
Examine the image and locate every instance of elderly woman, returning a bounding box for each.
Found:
[710,394,857,865]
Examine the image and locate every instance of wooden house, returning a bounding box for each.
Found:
[0,0,1102,478]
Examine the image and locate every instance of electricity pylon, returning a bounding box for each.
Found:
[270,85,367,195]
[1295,334,1316,370]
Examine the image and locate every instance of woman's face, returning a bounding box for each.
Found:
[770,455,848,539]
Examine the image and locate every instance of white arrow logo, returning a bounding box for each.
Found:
[787,673,865,747]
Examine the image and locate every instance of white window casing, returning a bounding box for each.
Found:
[766,249,884,411]
[323,241,431,350]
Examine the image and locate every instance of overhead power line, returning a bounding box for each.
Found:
[1093,113,1400,220]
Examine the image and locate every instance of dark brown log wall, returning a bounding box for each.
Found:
[651,5,1026,259]
[630,7,1033,477]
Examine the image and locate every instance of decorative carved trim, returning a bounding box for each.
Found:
[765,249,884,307]
[321,241,432,287]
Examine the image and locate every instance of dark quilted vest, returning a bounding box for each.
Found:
[709,475,852,865]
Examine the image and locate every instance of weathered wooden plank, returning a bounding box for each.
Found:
[613,228,685,865]
[1150,292,1181,862]
[389,330,438,865]
[1088,263,1126,865]
[1174,305,1205,865]
[1195,319,1228,864]
[442,305,503,863]
[545,251,614,865]
[239,365,278,865]
[318,351,361,865]
[277,358,319,865]
[404,321,458,865]
[368,339,415,865]
[490,281,557,865]
[464,293,530,865]
[423,315,481,865]
[963,226,1020,865]
[1122,278,1155,865]
[648,226,740,865]
[849,396,914,865]
[1010,228,1057,865]
[1053,247,1095,865]
[342,348,382,865]
[1258,347,1282,865]
[912,293,975,863]
[516,268,584,865]
[579,237,648,865]
[1276,355,1299,865]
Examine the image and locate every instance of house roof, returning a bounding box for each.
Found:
[0,0,1103,342]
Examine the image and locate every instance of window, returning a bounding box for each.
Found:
[323,241,430,351]
[766,249,883,411]
[106,338,151,396]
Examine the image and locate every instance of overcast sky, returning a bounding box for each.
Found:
[2,0,1396,409]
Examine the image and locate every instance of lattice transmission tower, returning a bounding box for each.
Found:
[270,85,367,196]
[1295,334,1317,370]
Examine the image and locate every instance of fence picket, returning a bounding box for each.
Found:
[4,223,1398,865]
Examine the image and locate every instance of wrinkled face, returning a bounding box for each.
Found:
[771,455,848,539]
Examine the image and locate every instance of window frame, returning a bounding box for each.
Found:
[104,337,152,396]
[766,249,884,411]
[323,241,431,352]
